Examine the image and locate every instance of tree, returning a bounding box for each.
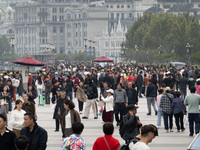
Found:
[123,12,200,64]
[0,35,12,61]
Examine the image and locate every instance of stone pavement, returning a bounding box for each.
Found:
[7,93,195,150]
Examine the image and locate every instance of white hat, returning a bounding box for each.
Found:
[106,89,114,94]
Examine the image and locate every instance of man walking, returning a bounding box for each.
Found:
[82,78,98,119]
[146,80,157,115]
[126,82,138,105]
[137,71,144,98]
[20,113,48,150]
[114,83,128,126]
[184,86,200,136]
[179,74,187,99]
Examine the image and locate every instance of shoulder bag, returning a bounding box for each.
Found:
[103,136,111,150]
[175,98,186,115]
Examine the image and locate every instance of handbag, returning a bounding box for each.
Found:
[103,136,111,150]
[175,98,186,115]
[98,101,104,108]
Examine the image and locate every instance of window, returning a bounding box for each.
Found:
[106,5,109,8]
[67,14,71,19]
[60,36,64,44]
[68,32,71,37]
[82,13,87,18]
[53,16,57,21]
[75,32,78,37]
[117,5,119,8]
[111,41,115,47]
[111,13,114,20]
[121,5,124,8]
[127,5,130,8]
[60,47,64,54]
[59,16,64,21]
[110,5,113,8]
[53,8,57,13]
[129,13,132,18]
[60,26,64,33]
[116,13,120,20]
[59,8,64,13]
[105,41,109,47]
[53,26,57,33]
[121,13,124,20]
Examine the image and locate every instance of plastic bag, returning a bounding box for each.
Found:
[184,115,188,127]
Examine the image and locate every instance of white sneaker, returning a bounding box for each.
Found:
[170,129,174,132]
[166,130,169,133]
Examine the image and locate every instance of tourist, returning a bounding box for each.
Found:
[10,99,26,136]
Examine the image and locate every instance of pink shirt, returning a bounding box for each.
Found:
[196,85,200,95]
[157,95,163,107]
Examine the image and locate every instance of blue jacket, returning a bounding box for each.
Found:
[20,123,48,150]
[171,97,186,114]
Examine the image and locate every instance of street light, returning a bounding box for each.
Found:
[83,39,87,54]
[186,43,193,66]
[10,37,15,61]
[158,45,162,54]
[92,41,96,58]
[135,45,139,63]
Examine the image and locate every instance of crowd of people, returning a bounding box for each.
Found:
[0,62,200,150]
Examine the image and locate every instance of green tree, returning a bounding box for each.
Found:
[0,35,12,61]
[123,12,200,64]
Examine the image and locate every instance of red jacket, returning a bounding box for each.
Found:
[92,135,120,150]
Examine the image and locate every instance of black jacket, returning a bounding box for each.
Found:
[146,83,157,97]
[121,114,141,141]
[125,88,138,105]
[20,123,48,150]
[86,82,98,99]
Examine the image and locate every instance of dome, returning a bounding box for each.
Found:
[95,3,103,7]
[5,6,13,12]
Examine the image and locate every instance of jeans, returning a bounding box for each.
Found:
[188,113,200,136]
[37,89,42,96]
[163,112,173,130]
[9,98,12,111]
[68,91,73,101]
[157,107,163,126]
[147,97,157,114]
[176,82,179,91]
[138,85,143,97]
[174,112,184,130]
[180,89,186,99]
[45,91,50,104]
[114,103,126,124]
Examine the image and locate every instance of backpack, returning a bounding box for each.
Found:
[74,78,79,88]
[87,84,95,99]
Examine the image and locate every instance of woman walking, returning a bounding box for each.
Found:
[35,75,44,96]
[100,89,114,122]
[10,99,26,136]
[27,84,37,104]
[59,100,81,137]
[171,91,186,132]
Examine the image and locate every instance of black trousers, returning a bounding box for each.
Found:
[55,119,59,131]
[114,103,126,124]
[78,99,84,111]
[174,112,184,130]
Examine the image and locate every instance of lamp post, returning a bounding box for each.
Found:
[158,45,162,54]
[186,43,192,66]
[135,45,139,64]
[83,39,87,54]
[92,41,96,58]
[10,37,15,62]
[121,45,126,62]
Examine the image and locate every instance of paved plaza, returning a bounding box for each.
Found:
[7,92,195,150]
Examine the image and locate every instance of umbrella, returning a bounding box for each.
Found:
[94,56,114,62]
[13,56,45,66]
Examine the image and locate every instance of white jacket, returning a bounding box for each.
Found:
[101,95,114,112]
[35,80,44,90]
[10,109,26,130]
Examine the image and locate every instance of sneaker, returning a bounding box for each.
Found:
[181,128,185,132]
[155,111,157,115]
[94,116,98,119]
[79,111,82,114]
[82,116,88,119]
[116,123,120,126]
[170,129,174,132]
[166,130,169,133]
[146,113,151,115]
[54,130,59,132]
[189,134,193,137]
[177,130,180,132]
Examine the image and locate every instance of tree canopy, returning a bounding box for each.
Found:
[123,12,200,64]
